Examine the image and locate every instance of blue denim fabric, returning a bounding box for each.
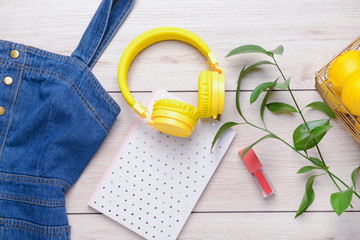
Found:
[0,0,134,239]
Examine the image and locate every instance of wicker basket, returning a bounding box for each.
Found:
[315,37,360,144]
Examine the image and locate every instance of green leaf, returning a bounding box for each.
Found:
[297,166,321,174]
[351,166,360,190]
[269,45,284,55]
[234,60,274,122]
[235,66,247,117]
[260,81,277,126]
[293,119,331,151]
[243,61,275,74]
[211,122,240,150]
[303,125,333,150]
[241,134,279,158]
[276,77,291,90]
[238,61,274,87]
[330,187,353,216]
[226,45,271,57]
[266,102,298,113]
[308,157,327,169]
[305,101,336,119]
[250,82,277,104]
[295,175,317,218]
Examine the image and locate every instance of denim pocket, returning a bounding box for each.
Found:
[0,218,71,240]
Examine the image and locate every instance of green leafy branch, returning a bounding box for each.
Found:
[212,44,360,217]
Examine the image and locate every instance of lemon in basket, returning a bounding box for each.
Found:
[327,50,360,95]
[342,71,360,116]
[320,83,347,113]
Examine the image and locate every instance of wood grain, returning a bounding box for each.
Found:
[69,212,360,240]
[1,0,360,239]
[1,0,360,92]
[66,92,360,214]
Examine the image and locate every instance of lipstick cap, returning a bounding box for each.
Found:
[239,148,262,174]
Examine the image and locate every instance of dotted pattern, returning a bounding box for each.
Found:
[90,88,236,240]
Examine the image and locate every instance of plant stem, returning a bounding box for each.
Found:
[328,171,360,199]
[243,119,360,200]
[271,56,345,194]
[245,121,307,158]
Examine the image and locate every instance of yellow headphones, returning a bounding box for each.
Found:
[118,27,225,137]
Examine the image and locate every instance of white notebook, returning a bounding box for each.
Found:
[89,88,236,240]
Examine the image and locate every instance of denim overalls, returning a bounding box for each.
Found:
[0,0,134,239]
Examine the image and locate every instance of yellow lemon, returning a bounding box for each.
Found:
[320,83,347,113]
[342,71,360,116]
[327,50,360,95]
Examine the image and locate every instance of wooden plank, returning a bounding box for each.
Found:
[1,1,360,239]
[1,0,359,91]
[65,91,360,213]
[69,212,360,239]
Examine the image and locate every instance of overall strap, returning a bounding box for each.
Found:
[71,0,134,69]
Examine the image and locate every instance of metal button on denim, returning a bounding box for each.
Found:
[10,49,19,59]
[0,106,5,115]
[3,76,13,86]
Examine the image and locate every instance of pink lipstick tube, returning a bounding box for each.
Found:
[239,148,276,198]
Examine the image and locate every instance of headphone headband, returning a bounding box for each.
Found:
[118,27,221,119]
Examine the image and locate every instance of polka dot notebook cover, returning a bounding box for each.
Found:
[89,88,236,240]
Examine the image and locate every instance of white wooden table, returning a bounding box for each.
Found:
[1,0,360,239]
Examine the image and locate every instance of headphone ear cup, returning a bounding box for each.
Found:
[212,71,225,117]
[151,99,199,137]
[198,71,212,118]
